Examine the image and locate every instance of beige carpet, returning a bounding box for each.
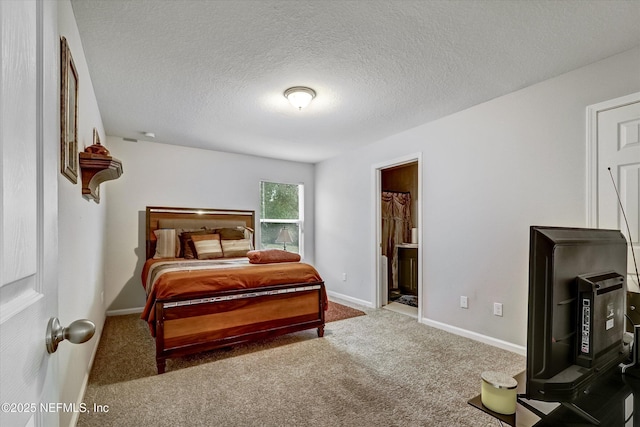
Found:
[78,304,524,426]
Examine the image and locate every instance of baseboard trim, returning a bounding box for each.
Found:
[106,306,144,316]
[326,290,373,309]
[69,317,104,427]
[420,318,526,356]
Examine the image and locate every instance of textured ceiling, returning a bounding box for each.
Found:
[70,0,640,163]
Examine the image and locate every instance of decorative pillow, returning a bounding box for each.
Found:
[247,249,301,264]
[221,239,252,258]
[191,234,223,260]
[240,227,255,245]
[153,229,179,259]
[216,227,245,240]
[179,229,210,259]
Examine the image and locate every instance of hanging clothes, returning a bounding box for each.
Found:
[381,191,412,290]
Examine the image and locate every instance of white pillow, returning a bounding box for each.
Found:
[153,229,179,259]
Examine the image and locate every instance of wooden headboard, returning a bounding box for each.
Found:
[145,206,255,259]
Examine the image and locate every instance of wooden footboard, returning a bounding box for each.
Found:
[154,282,325,373]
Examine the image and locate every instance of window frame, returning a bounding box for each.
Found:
[259,180,304,257]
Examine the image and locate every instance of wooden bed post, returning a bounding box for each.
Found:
[157,359,166,375]
[318,287,325,337]
[155,301,166,374]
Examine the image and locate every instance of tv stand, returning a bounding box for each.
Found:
[620,324,640,373]
[469,367,638,426]
[516,398,601,426]
[559,402,600,426]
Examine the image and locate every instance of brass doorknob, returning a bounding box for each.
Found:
[45,317,95,354]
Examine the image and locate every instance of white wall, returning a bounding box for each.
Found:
[103,138,315,311]
[315,47,640,348]
[57,1,107,426]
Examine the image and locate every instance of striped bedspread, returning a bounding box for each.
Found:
[140,258,325,332]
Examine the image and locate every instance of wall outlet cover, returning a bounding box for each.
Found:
[493,302,503,317]
[460,296,468,309]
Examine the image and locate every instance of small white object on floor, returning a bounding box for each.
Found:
[480,371,517,415]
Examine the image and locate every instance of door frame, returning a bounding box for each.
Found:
[586,91,640,227]
[372,152,423,321]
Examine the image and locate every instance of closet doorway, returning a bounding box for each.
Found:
[373,154,422,320]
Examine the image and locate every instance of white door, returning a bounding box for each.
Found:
[0,1,59,426]
[589,93,640,290]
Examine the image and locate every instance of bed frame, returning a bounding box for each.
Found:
[145,206,325,374]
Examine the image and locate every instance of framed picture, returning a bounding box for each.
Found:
[60,36,78,183]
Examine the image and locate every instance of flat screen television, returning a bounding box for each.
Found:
[526,226,628,405]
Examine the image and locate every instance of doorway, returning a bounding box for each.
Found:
[587,92,640,291]
[373,154,422,320]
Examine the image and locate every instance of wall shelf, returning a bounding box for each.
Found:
[78,152,123,203]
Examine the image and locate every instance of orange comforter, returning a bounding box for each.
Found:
[141,258,326,330]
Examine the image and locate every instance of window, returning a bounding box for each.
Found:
[260,181,303,255]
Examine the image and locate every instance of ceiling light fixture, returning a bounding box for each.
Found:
[284,86,316,110]
[143,131,155,138]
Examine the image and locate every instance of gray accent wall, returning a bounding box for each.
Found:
[315,47,640,349]
[103,138,315,312]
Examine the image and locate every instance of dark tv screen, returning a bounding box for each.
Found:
[526,226,628,403]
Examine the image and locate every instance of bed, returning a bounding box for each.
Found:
[142,206,326,374]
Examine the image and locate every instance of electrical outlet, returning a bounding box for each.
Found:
[494,302,503,317]
[460,296,468,309]
[342,273,347,281]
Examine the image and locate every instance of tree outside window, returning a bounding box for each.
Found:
[260,181,303,255]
